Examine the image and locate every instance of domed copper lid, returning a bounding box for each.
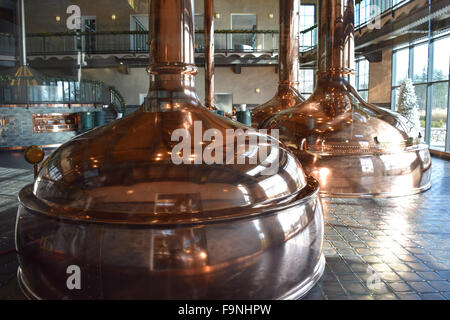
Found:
[262,0,431,197]
[25,0,315,225]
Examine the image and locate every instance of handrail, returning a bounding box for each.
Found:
[5,0,413,58]
[355,0,411,30]
[26,29,281,37]
[0,74,128,109]
[109,86,126,115]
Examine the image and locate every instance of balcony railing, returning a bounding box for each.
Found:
[355,0,411,29]
[0,77,106,106]
[24,30,282,57]
[4,1,410,59]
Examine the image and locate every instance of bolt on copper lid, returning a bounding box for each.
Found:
[23,0,318,225]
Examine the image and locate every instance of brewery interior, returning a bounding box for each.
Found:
[0,0,449,300]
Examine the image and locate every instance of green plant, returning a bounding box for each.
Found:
[397,78,421,129]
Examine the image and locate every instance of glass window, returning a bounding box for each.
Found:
[393,48,409,86]
[391,34,450,152]
[299,5,315,49]
[194,14,204,51]
[194,14,204,31]
[356,58,369,99]
[414,84,427,141]
[432,37,450,81]
[391,88,399,111]
[413,43,428,83]
[215,93,233,114]
[231,14,257,50]
[299,5,315,31]
[430,82,448,150]
[299,69,315,96]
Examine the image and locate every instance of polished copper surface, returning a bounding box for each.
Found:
[252,0,305,128]
[32,113,79,133]
[204,0,216,111]
[263,0,431,197]
[16,0,325,299]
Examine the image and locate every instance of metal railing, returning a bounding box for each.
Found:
[25,30,282,56]
[355,0,411,29]
[0,77,106,106]
[3,1,411,59]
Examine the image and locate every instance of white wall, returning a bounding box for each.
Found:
[82,67,150,106]
[82,65,279,107]
[196,66,278,105]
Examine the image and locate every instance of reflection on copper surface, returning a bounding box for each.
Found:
[16,0,325,299]
[252,0,305,127]
[263,0,431,197]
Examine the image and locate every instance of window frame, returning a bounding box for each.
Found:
[391,33,450,152]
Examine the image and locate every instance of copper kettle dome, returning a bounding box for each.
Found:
[263,0,431,197]
[15,0,325,299]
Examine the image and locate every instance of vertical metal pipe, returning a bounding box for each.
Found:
[204,0,215,110]
[251,0,304,127]
[149,0,196,72]
[278,0,300,88]
[19,0,27,66]
[147,0,200,109]
[317,0,355,77]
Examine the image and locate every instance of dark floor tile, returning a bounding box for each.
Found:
[388,282,413,292]
[416,272,443,281]
[342,282,369,295]
[397,272,423,282]
[407,281,437,293]
[419,293,446,300]
[396,293,421,300]
[428,281,450,292]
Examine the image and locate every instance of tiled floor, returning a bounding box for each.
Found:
[0,154,449,300]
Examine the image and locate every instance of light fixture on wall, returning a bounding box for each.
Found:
[111,14,117,20]
[55,16,61,22]
[268,13,274,19]
[214,12,221,19]
[255,88,261,93]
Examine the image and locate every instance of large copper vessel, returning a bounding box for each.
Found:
[251,0,305,127]
[15,0,325,299]
[263,0,431,197]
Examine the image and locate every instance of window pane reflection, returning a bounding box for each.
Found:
[433,37,450,81]
[394,48,409,86]
[430,82,448,150]
[414,84,427,142]
[413,43,428,83]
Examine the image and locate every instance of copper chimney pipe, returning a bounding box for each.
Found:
[252,0,305,127]
[150,0,195,71]
[204,0,216,110]
[15,0,325,299]
[317,0,355,78]
[147,0,198,100]
[263,0,431,197]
